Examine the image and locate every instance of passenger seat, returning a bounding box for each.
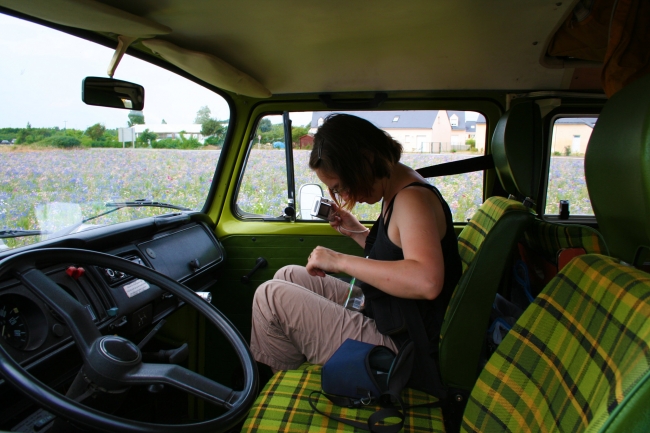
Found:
[462,71,650,433]
[439,101,541,414]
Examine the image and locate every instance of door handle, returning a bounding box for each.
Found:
[241,257,268,284]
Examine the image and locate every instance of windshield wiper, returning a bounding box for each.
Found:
[104,199,192,211]
[81,199,192,224]
[0,229,50,239]
[0,201,191,241]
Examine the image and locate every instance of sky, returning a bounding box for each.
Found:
[0,13,474,131]
[0,13,313,130]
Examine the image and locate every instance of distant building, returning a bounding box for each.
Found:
[475,115,487,152]
[132,124,204,143]
[310,111,476,152]
[298,134,314,149]
[551,118,596,155]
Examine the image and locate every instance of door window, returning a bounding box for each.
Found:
[235,110,486,223]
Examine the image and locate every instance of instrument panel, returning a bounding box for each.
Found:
[0,218,225,369]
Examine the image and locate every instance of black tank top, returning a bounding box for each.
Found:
[362,182,462,351]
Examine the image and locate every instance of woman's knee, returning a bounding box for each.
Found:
[273,264,305,281]
[252,280,274,309]
[253,279,294,313]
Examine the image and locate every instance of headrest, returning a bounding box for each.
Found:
[585,73,650,266]
[491,101,543,202]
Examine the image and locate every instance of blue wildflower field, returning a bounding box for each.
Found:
[2,148,591,246]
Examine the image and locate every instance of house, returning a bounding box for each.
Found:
[131,124,205,143]
[551,118,596,155]
[298,134,314,149]
[310,111,474,153]
[475,115,487,152]
[465,120,477,140]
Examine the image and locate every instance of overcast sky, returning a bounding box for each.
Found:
[0,13,313,130]
[0,13,475,132]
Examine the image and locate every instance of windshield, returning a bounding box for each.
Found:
[0,14,229,251]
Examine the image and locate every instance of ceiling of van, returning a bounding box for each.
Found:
[1,0,602,96]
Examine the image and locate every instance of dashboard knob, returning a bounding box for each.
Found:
[51,323,65,337]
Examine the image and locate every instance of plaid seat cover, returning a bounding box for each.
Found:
[457,196,529,273]
[523,219,609,265]
[461,254,650,432]
[242,364,445,432]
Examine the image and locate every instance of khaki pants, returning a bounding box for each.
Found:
[250,265,398,371]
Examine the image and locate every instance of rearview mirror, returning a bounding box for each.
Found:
[82,77,145,110]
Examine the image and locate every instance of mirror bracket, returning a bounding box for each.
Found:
[107,35,138,78]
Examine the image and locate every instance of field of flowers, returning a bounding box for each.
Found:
[1,148,221,248]
[545,156,593,215]
[2,147,591,248]
[237,150,485,221]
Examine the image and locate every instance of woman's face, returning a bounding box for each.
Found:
[314,168,384,205]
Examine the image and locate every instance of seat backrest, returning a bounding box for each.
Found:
[441,196,531,393]
[462,254,650,432]
[439,102,542,396]
[585,74,650,267]
[523,219,608,262]
[516,219,609,300]
[491,100,543,204]
[462,73,650,432]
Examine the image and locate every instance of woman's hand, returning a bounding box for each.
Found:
[306,246,343,277]
[328,202,369,245]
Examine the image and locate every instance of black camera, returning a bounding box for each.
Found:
[310,197,334,220]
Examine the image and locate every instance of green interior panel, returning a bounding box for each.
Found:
[201,234,363,393]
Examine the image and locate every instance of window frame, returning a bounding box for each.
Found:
[540,106,603,225]
[230,101,502,228]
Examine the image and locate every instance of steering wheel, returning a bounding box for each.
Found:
[0,248,258,433]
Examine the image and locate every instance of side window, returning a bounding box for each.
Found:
[236,110,486,222]
[236,114,290,217]
[545,117,598,216]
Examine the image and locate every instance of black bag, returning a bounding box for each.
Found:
[309,339,438,433]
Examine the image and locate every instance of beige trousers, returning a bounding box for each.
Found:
[250,265,399,371]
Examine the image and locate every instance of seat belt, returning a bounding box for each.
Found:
[416,154,494,178]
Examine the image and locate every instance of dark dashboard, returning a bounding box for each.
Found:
[0,212,226,431]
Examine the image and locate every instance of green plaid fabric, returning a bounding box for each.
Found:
[461,254,650,432]
[242,364,445,432]
[523,219,609,265]
[457,196,530,273]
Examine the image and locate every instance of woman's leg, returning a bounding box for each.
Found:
[250,273,397,371]
[273,264,349,303]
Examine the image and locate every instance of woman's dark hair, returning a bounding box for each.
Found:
[309,113,402,208]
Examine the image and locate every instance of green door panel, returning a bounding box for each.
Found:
[214,234,363,322]
[203,234,363,387]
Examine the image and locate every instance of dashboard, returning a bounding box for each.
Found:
[0,212,226,430]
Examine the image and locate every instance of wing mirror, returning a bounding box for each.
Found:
[82,77,145,110]
[298,184,325,220]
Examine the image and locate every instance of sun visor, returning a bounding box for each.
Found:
[141,39,271,99]
[0,0,171,38]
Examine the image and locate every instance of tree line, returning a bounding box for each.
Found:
[1,106,311,149]
[255,118,310,148]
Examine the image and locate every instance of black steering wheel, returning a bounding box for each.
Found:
[0,248,258,433]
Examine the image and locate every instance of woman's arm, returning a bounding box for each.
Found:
[307,187,447,300]
[328,202,369,248]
